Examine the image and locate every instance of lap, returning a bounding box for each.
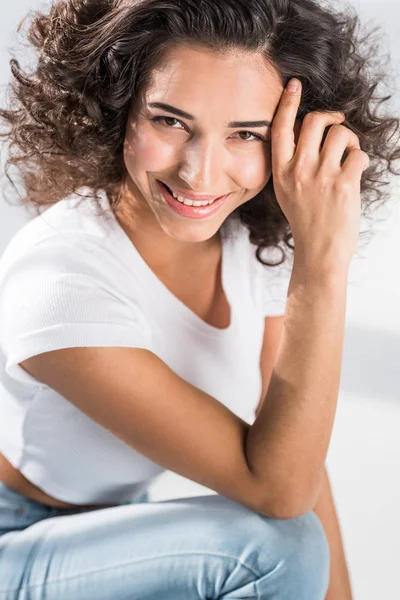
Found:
[0,482,330,600]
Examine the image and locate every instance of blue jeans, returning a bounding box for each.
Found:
[0,481,330,599]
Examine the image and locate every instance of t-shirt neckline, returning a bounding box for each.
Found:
[104,197,236,337]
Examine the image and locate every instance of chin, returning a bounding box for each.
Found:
[157,218,223,244]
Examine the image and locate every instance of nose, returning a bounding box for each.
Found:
[177,136,225,193]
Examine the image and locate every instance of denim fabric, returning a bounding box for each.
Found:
[0,481,330,599]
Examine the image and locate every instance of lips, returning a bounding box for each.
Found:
[157,179,229,219]
[158,181,224,202]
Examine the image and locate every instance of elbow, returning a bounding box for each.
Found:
[258,501,311,520]
[258,485,321,520]
[270,502,316,520]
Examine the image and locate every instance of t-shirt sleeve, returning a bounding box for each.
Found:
[0,240,152,387]
[256,244,294,317]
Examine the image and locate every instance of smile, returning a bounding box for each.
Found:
[156,180,230,220]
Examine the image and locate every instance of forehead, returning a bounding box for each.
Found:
[144,45,284,114]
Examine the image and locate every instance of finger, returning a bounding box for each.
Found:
[320,125,361,168]
[340,148,369,180]
[293,118,302,146]
[294,111,346,161]
[271,79,302,172]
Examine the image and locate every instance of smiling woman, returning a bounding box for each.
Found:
[0,0,399,599]
[115,43,284,248]
[1,0,398,265]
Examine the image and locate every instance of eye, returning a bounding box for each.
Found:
[151,116,268,143]
[151,116,185,130]
[236,131,267,143]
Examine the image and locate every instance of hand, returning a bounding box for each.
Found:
[271,78,369,273]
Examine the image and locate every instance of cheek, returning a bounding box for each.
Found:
[237,148,272,189]
[123,123,175,174]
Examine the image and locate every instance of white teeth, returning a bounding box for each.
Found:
[169,187,216,206]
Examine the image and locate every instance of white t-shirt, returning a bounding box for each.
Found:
[0,191,293,505]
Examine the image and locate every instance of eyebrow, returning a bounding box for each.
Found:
[147,102,272,128]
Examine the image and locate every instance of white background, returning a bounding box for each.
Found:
[0,1,399,598]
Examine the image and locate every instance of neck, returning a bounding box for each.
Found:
[113,181,221,274]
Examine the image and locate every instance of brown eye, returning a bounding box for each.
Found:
[151,116,185,130]
[236,131,267,143]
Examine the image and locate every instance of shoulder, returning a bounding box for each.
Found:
[0,191,124,283]
[0,193,152,387]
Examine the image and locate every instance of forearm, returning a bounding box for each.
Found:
[313,467,353,599]
[246,262,349,514]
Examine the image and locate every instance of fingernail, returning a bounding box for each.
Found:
[287,78,301,93]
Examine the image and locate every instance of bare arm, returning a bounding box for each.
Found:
[256,316,353,596]
[20,347,269,516]
[245,76,368,517]
[20,265,345,520]
[20,265,345,521]
[246,267,348,516]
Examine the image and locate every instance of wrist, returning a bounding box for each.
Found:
[291,255,350,288]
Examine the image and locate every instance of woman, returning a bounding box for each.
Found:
[0,0,398,598]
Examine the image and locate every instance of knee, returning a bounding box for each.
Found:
[212,496,330,598]
[265,510,331,599]
[185,496,330,599]
[221,501,330,598]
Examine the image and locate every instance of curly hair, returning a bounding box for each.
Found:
[1,0,399,266]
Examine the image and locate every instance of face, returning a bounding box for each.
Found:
[121,44,284,244]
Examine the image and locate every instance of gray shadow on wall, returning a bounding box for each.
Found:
[340,323,400,403]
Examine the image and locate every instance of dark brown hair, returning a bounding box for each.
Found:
[1,0,399,266]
